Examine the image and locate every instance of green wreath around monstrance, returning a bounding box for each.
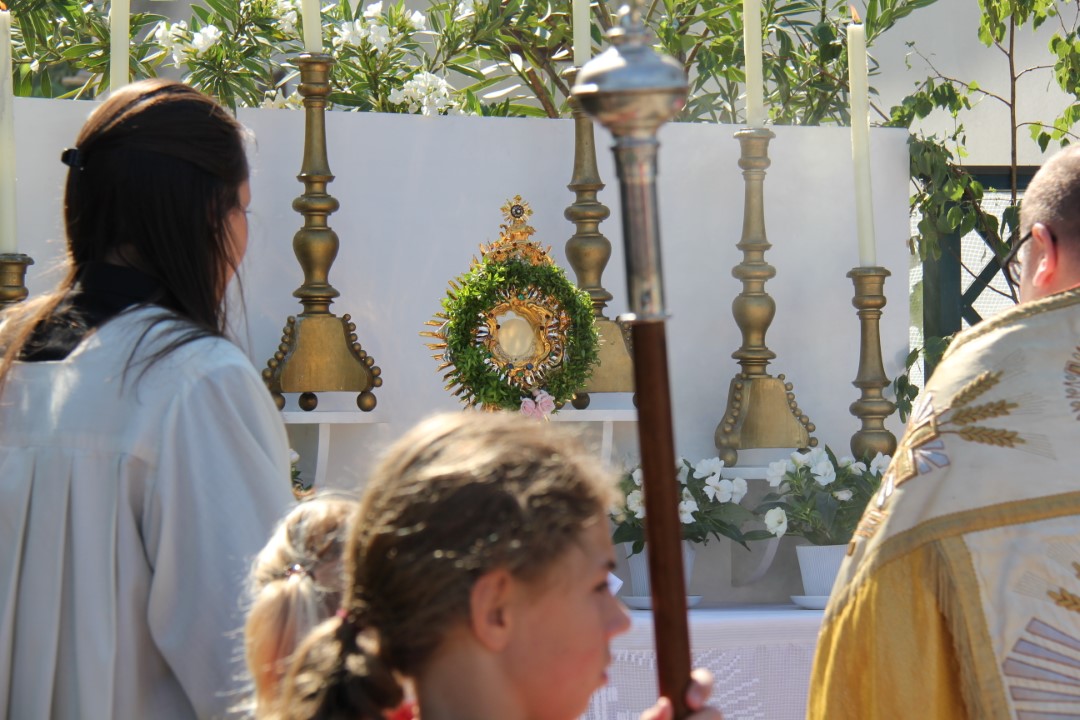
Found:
[423,197,599,413]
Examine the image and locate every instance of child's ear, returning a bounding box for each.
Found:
[468,568,516,652]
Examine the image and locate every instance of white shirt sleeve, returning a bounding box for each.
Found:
[142,359,294,719]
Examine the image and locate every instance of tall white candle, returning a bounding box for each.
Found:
[0,8,16,254]
[573,0,590,68]
[743,0,764,127]
[301,0,322,54]
[109,0,129,92]
[847,19,876,267]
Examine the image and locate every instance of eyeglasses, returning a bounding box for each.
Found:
[1001,231,1032,289]
[1001,228,1055,290]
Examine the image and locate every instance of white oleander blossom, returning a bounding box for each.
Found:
[408,10,426,30]
[153,20,189,65]
[260,89,304,109]
[191,24,222,55]
[363,1,383,19]
[388,72,459,115]
[271,0,299,34]
[764,507,788,537]
[333,19,367,48]
[366,23,392,54]
[626,489,645,520]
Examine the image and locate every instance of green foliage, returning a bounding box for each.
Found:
[890,334,952,422]
[440,256,599,411]
[610,458,771,555]
[756,446,888,546]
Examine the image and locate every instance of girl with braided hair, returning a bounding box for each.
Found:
[275,412,722,720]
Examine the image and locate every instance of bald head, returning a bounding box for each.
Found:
[1021,144,1080,250]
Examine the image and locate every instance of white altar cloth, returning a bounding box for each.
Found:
[585,606,823,720]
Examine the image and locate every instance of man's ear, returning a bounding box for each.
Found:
[1031,222,1059,290]
[468,568,516,652]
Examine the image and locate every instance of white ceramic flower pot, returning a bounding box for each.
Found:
[796,544,848,597]
[625,541,696,597]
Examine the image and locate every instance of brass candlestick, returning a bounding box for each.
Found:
[262,54,381,412]
[563,67,634,410]
[714,128,815,466]
[848,267,897,459]
[0,254,33,308]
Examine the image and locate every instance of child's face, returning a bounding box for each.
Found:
[502,517,631,720]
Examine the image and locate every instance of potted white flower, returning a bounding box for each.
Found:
[756,447,890,605]
[610,457,771,605]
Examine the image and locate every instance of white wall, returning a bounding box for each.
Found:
[11,98,910,600]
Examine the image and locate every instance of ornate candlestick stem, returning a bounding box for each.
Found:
[848,267,897,459]
[575,7,691,716]
[262,54,381,412]
[0,253,33,308]
[714,129,814,466]
[564,67,633,409]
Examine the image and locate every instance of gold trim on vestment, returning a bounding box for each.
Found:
[936,537,1011,718]
[829,491,1080,621]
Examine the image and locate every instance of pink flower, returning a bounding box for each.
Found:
[534,389,556,416]
[519,397,540,418]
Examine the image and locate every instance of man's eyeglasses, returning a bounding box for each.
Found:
[1001,228,1055,289]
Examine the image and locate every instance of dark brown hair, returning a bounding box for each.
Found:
[276,413,615,720]
[0,78,249,387]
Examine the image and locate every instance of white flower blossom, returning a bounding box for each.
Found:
[678,494,699,524]
[790,450,811,467]
[390,71,458,115]
[704,476,733,503]
[630,468,643,486]
[289,448,301,465]
[30,59,40,73]
[805,447,828,466]
[191,24,222,55]
[810,459,837,486]
[870,452,892,475]
[363,1,383,18]
[766,459,789,487]
[675,459,690,486]
[272,0,299,34]
[764,507,788,537]
[333,19,367,48]
[833,488,853,501]
[153,20,189,65]
[366,23,392,53]
[731,476,748,504]
[838,455,856,468]
[408,10,426,30]
[260,89,304,109]
[849,460,868,475]
[626,489,645,519]
[694,456,725,479]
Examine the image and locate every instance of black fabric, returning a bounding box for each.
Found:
[20,263,164,362]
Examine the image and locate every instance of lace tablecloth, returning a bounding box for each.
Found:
[584,606,823,720]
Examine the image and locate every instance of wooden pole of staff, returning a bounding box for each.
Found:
[633,319,691,717]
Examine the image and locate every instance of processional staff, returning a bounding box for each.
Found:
[572,4,692,717]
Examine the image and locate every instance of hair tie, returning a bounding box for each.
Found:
[61,148,85,170]
[284,563,307,580]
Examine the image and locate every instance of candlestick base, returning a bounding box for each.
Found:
[848,267,897,459]
[0,254,34,309]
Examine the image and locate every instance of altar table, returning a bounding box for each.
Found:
[584,606,823,720]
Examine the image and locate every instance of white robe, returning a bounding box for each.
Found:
[0,308,295,719]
